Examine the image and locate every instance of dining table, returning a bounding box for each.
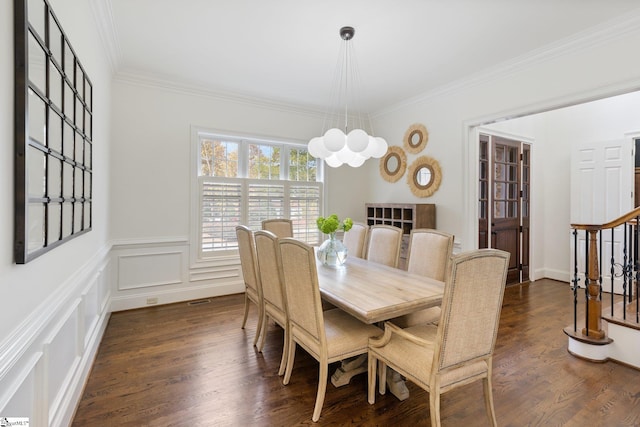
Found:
[314,254,445,396]
[316,255,445,324]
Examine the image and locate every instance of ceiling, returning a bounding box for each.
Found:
[102,0,640,114]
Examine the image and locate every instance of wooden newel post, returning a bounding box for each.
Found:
[582,230,605,339]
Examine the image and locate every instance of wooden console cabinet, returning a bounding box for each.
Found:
[365,203,436,267]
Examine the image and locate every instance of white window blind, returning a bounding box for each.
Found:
[200,179,242,252]
[290,184,321,243]
[247,182,285,230]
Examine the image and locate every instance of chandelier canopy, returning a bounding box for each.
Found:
[308,26,388,168]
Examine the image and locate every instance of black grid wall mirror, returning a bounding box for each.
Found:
[14,0,93,264]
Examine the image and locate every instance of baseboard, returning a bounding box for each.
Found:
[536,267,570,283]
[110,281,244,312]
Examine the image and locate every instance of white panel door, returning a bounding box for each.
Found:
[570,139,633,293]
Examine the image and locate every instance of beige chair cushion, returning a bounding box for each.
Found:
[393,229,453,328]
[262,219,293,238]
[342,223,368,259]
[366,225,403,268]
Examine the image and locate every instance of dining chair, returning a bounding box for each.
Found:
[393,228,454,328]
[342,222,368,259]
[261,218,293,238]
[367,249,510,427]
[278,238,382,422]
[254,230,289,375]
[236,225,264,347]
[364,225,403,268]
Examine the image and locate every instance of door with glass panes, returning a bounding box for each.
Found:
[479,134,530,284]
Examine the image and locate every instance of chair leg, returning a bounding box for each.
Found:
[368,352,377,404]
[277,326,289,376]
[429,387,441,427]
[312,361,329,422]
[283,337,296,385]
[252,302,263,347]
[241,294,250,329]
[378,361,387,395]
[257,311,268,352]
[483,376,498,427]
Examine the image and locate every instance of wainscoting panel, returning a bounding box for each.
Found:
[118,251,184,290]
[0,246,111,427]
[110,238,244,312]
[45,299,81,425]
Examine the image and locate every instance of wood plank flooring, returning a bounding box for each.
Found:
[72,279,640,426]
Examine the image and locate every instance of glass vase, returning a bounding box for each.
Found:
[317,232,348,267]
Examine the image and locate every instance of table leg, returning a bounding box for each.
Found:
[331,354,367,387]
[386,369,410,401]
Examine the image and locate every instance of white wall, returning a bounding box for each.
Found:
[0,0,112,425]
[367,13,640,282]
[108,78,368,309]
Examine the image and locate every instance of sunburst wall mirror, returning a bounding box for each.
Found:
[403,123,428,154]
[379,146,407,182]
[407,156,442,197]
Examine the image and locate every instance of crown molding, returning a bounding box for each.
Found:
[113,70,326,118]
[88,0,122,73]
[373,8,640,118]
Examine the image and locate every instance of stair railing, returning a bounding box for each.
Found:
[570,207,640,340]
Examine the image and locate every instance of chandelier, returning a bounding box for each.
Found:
[308,26,388,168]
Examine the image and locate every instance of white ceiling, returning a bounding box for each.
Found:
[102,0,640,114]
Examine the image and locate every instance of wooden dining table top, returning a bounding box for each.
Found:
[316,255,445,324]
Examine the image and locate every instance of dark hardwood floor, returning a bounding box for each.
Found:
[72,279,640,426]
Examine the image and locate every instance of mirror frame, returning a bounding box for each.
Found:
[379,146,407,183]
[407,156,442,197]
[403,123,429,154]
[14,0,93,263]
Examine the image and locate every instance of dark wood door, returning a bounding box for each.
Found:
[521,145,530,282]
[478,133,530,284]
[478,135,489,249]
[491,139,520,284]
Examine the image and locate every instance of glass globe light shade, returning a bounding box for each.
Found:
[347,153,366,167]
[371,137,389,158]
[325,153,343,168]
[346,129,369,153]
[323,128,346,152]
[308,136,331,159]
[336,145,356,163]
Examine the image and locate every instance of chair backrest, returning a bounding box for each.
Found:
[254,230,286,314]
[236,225,261,295]
[365,225,403,268]
[278,238,325,347]
[434,249,510,372]
[406,229,454,280]
[342,222,368,259]
[262,218,293,238]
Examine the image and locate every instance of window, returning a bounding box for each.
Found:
[195,131,323,259]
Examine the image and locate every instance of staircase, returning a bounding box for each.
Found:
[565,207,640,366]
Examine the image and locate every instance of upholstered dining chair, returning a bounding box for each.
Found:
[393,228,455,328]
[236,225,263,347]
[364,225,403,268]
[342,222,368,259]
[278,238,382,422]
[367,249,510,427]
[254,230,289,375]
[261,218,293,238]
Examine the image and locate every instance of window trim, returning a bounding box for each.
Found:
[190,126,324,267]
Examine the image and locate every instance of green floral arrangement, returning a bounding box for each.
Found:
[316,214,353,235]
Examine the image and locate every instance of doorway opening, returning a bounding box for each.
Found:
[479,133,530,285]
